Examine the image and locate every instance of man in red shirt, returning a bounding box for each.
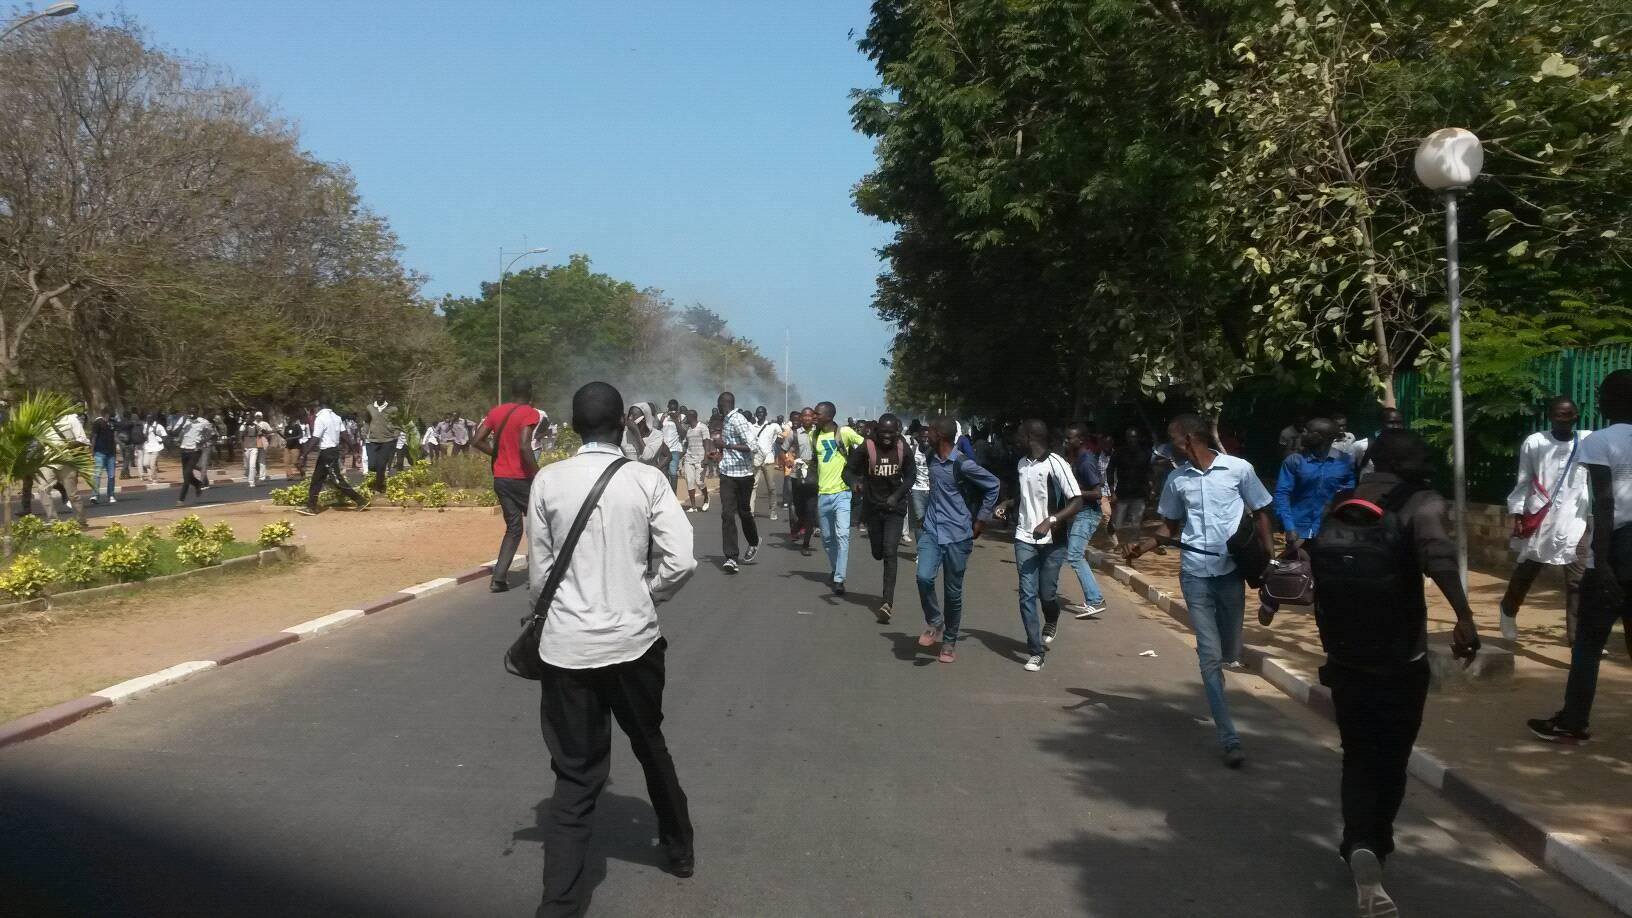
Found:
[473,384,543,593]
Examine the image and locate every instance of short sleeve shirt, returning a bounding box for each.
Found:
[1157,452,1274,577]
[1014,453,1081,545]
[1578,424,1632,531]
[483,403,543,479]
[814,426,865,495]
[718,411,757,478]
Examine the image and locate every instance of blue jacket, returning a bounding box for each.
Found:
[923,450,1001,545]
[1273,450,1356,539]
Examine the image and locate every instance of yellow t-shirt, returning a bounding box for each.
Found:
[815,426,865,495]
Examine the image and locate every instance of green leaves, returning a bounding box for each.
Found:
[1534,52,1581,81]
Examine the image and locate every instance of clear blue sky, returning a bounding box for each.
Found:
[113,0,895,415]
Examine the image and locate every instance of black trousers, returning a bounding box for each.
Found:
[306,446,365,510]
[718,474,758,560]
[1502,554,1585,636]
[178,449,208,500]
[367,441,395,491]
[865,507,905,606]
[493,477,531,583]
[1324,659,1430,863]
[537,638,692,918]
[789,478,818,543]
[1560,574,1632,731]
[120,443,135,478]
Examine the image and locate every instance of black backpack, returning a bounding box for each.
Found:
[1308,483,1427,668]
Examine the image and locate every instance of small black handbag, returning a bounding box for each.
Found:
[505,458,630,680]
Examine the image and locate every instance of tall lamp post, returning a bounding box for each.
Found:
[1414,127,1484,590]
[496,247,548,405]
[1,2,78,43]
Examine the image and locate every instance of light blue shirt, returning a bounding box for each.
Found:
[1157,452,1273,577]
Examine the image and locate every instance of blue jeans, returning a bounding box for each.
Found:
[1066,509,1105,606]
[1015,540,1067,656]
[916,537,972,644]
[817,492,851,583]
[910,490,928,530]
[93,451,116,500]
[1180,571,1246,749]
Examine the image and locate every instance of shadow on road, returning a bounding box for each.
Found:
[959,628,1030,663]
[510,787,668,916]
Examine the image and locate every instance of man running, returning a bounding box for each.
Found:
[810,401,864,594]
[1126,413,1274,767]
[915,416,1000,663]
[714,392,759,574]
[783,407,819,554]
[1011,420,1084,672]
[1062,423,1109,619]
[846,413,916,623]
[681,410,709,512]
[473,385,542,593]
[299,398,369,516]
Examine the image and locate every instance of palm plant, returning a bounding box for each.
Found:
[0,392,94,559]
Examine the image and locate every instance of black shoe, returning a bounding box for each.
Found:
[1223,744,1246,769]
[801,542,812,557]
[1528,715,1590,745]
[723,558,739,574]
[743,543,760,564]
[833,580,845,596]
[489,579,510,593]
[668,851,695,879]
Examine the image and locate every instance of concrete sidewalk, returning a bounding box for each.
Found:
[1094,538,1632,912]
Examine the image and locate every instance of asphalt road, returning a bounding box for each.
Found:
[0,512,1606,917]
[11,469,369,522]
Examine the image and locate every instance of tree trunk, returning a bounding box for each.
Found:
[2,485,12,561]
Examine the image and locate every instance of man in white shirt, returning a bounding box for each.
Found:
[527,381,697,912]
[661,399,684,489]
[753,406,782,521]
[1011,420,1085,672]
[1501,396,1591,642]
[714,392,761,573]
[298,399,368,516]
[174,411,214,504]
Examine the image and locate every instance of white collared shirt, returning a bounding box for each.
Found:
[528,442,697,669]
[1014,452,1081,545]
[312,408,344,449]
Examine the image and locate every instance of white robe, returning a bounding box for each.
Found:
[1506,429,1591,565]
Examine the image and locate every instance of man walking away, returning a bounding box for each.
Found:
[1126,413,1275,768]
[714,392,760,574]
[754,406,782,520]
[298,399,368,516]
[363,392,400,492]
[1063,423,1109,620]
[241,411,275,487]
[90,413,118,505]
[681,410,709,512]
[527,381,697,916]
[1530,370,1632,745]
[474,385,541,593]
[915,415,1000,663]
[783,408,819,554]
[1011,420,1084,671]
[811,401,864,593]
[1501,397,1590,643]
[1304,428,1480,918]
[845,413,916,623]
[1263,417,1355,625]
[1107,428,1152,550]
[174,411,214,505]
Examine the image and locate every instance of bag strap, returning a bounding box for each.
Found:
[489,403,523,472]
[522,457,630,625]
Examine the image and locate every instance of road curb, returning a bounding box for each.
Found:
[0,558,500,752]
[1086,548,1632,915]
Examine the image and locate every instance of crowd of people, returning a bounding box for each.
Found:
[496,373,1632,918]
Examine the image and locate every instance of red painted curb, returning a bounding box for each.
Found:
[360,593,413,614]
[209,633,300,666]
[0,696,112,749]
[453,565,496,584]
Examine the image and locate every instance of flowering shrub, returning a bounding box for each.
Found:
[61,544,99,585]
[9,515,44,546]
[0,552,58,599]
[98,538,158,581]
[49,520,82,538]
[175,536,222,567]
[102,521,130,541]
[136,525,160,542]
[418,482,451,509]
[169,514,207,541]
[207,522,236,544]
[257,520,295,548]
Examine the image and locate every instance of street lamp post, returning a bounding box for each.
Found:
[1414,127,1485,590]
[496,247,548,405]
[1,2,79,43]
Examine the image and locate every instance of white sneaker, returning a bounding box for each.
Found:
[1349,848,1398,918]
[702,502,710,511]
[901,532,913,545]
[1499,611,1518,641]
[1024,654,1045,672]
[770,512,778,520]
[108,496,117,504]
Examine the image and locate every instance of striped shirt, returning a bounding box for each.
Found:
[718,410,756,478]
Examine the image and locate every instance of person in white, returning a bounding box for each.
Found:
[241,411,276,486]
[46,410,91,524]
[525,381,696,909]
[1501,396,1591,642]
[904,421,931,545]
[753,406,782,520]
[298,400,368,515]
[140,412,167,482]
[1010,419,1085,672]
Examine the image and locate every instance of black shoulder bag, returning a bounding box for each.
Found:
[504,457,631,680]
